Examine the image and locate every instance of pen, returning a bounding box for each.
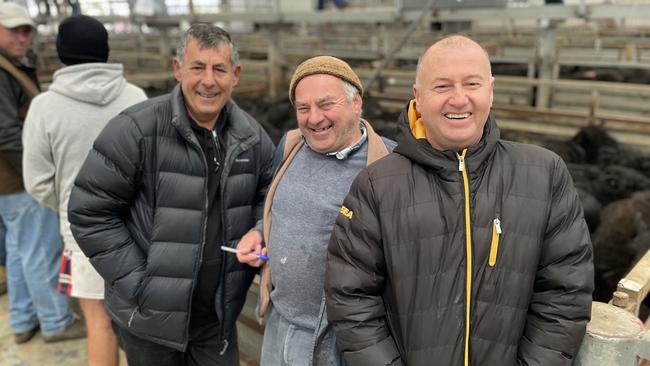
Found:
[220,245,269,261]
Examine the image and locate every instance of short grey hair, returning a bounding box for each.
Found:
[342,80,359,102]
[176,23,239,68]
[342,79,363,117]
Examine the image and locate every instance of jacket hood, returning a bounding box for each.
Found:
[393,99,500,173]
[49,63,126,105]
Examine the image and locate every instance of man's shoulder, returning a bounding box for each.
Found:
[363,152,411,181]
[122,92,169,114]
[228,99,263,129]
[116,93,172,128]
[379,136,397,152]
[0,65,17,89]
[226,99,273,143]
[497,140,562,167]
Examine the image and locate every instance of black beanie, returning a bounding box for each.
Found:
[56,15,109,66]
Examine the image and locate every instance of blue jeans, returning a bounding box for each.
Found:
[0,192,74,335]
[261,306,344,366]
[0,219,5,265]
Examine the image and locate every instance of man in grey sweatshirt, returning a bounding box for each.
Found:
[22,15,147,366]
[236,56,395,365]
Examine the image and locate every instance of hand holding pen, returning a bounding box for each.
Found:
[221,246,269,261]
[229,230,268,268]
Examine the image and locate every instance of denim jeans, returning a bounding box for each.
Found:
[0,192,74,335]
[261,306,344,366]
[0,219,5,265]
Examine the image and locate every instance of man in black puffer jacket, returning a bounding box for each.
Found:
[68,24,274,365]
[325,35,594,366]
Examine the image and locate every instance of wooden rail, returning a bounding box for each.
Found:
[612,249,650,320]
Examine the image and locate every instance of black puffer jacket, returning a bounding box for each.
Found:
[326,101,594,366]
[68,84,274,351]
[0,50,39,194]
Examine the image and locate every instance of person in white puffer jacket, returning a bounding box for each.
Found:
[22,15,147,366]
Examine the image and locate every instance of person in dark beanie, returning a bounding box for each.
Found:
[68,23,274,366]
[22,14,146,366]
[1,1,81,345]
[56,15,109,65]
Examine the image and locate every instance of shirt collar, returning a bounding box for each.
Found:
[304,122,367,160]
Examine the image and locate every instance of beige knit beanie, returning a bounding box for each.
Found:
[288,55,363,105]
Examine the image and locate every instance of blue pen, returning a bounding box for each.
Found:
[220,245,269,261]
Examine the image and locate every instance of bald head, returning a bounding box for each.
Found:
[411,34,495,151]
[415,35,492,86]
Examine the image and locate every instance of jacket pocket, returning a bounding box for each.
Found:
[488,218,501,267]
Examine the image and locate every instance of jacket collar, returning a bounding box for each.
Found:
[393,99,500,175]
[170,84,257,147]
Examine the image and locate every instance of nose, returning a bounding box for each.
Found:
[201,69,217,88]
[307,106,324,123]
[15,31,30,43]
[448,86,469,108]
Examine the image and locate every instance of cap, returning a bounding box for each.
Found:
[288,55,363,105]
[0,2,34,29]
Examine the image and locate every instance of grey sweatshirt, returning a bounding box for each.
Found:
[269,142,368,329]
[22,63,147,249]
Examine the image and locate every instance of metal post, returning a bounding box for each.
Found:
[267,26,284,99]
[574,302,650,366]
[363,0,438,95]
[535,20,557,109]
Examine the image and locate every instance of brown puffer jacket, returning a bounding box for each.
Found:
[325,100,594,366]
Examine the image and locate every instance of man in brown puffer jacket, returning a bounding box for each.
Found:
[325,35,594,366]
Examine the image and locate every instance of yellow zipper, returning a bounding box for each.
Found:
[457,149,472,366]
[489,218,502,267]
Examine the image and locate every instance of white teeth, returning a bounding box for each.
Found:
[312,126,331,132]
[445,113,470,119]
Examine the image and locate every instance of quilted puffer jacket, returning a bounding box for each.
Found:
[69,84,274,351]
[326,100,594,366]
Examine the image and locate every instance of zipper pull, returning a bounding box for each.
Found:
[211,129,221,173]
[494,218,502,234]
[457,150,466,172]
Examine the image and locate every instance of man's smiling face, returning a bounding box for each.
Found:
[173,38,240,128]
[413,37,494,151]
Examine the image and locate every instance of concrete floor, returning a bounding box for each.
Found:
[0,292,127,366]
[1,291,84,366]
[0,289,261,366]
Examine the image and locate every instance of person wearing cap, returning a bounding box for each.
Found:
[68,23,274,366]
[236,55,395,365]
[324,35,593,366]
[0,0,37,300]
[22,15,147,365]
[0,1,86,344]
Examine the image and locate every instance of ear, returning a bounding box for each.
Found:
[172,57,182,82]
[413,83,421,114]
[232,64,241,87]
[489,76,495,108]
[353,93,362,115]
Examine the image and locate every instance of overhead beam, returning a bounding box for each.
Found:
[86,4,650,27]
